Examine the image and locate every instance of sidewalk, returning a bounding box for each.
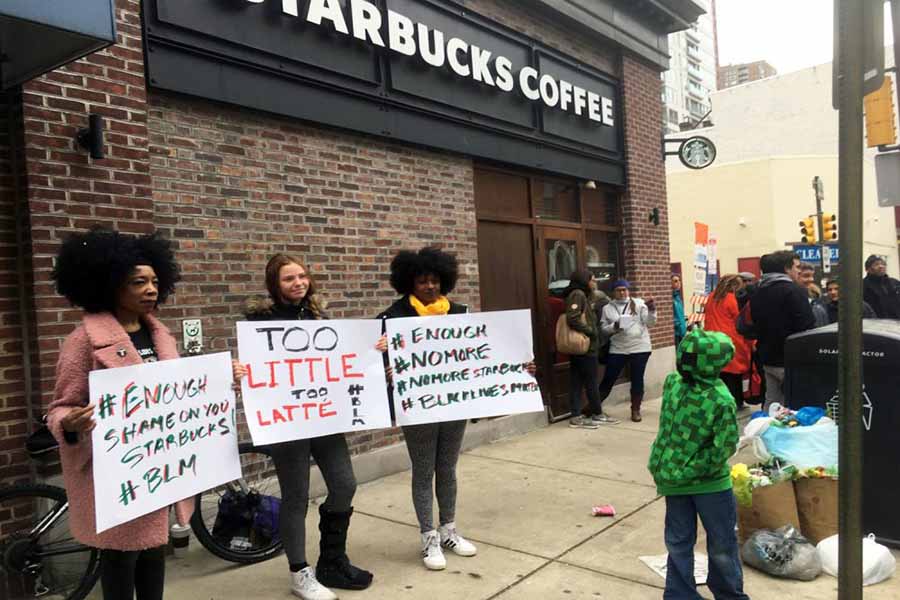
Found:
[157,399,900,599]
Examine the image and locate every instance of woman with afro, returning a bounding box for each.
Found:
[47,227,196,600]
[377,247,536,571]
[234,254,373,600]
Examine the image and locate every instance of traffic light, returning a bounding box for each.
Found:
[822,213,838,240]
[799,217,817,243]
[864,74,897,148]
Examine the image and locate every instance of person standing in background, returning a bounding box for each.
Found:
[672,274,687,347]
[703,275,752,410]
[749,251,816,409]
[598,281,657,422]
[863,255,900,319]
[798,263,828,327]
[824,279,876,323]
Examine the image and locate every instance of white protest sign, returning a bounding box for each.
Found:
[237,320,391,445]
[90,352,240,533]
[385,310,543,426]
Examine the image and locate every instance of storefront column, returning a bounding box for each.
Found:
[621,53,675,349]
[20,0,152,409]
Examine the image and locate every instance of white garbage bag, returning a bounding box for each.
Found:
[817,534,897,586]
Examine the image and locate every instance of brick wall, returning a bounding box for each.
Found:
[147,93,480,453]
[462,0,618,75]
[621,54,674,349]
[0,90,35,487]
[20,0,153,419]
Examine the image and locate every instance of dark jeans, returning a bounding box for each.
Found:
[569,353,600,417]
[720,372,744,409]
[598,352,651,400]
[664,490,750,600]
[100,546,166,600]
[268,433,357,566]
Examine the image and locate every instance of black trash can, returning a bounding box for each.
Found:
[784,320,900,547]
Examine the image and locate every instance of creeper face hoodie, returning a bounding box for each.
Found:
[647,328,739,496]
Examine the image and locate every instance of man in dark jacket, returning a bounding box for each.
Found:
[863,255,900,319]
[749,251,816,409]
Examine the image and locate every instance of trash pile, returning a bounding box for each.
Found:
[730,403,895,584]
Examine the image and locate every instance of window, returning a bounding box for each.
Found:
[536,181,579,222]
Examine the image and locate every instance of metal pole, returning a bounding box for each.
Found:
[813,176,826,273]
[892,0,900,103]
[836,0,865,597]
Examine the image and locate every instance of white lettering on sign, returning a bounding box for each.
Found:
[244,0,615,125]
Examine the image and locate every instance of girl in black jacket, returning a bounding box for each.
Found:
[377,248,472,571]
[377,247,536,571]
[235,254,372,600]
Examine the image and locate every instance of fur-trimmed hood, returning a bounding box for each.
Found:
[243,295,327,321]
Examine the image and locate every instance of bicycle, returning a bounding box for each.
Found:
[1,434,282,600]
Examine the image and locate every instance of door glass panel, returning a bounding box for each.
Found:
[546,237,578,361]
[586,231,620,288]
[547,239,578,293]
[536,181,579,222]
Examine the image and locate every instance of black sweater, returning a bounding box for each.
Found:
[863,274,900,319]
[749,275,816,367]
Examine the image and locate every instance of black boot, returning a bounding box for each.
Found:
[315,505,373,590]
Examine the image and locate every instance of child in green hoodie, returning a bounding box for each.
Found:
[647,329,750,600]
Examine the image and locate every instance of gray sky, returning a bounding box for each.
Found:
[716,0,894,75]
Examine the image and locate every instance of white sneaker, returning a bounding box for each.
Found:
[439,522,478,557]
[290,566,338,600]
[421,530,447,570]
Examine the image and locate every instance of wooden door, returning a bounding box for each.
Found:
[476,221,537,314]
[536,226,583,420]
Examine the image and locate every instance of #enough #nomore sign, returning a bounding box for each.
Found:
[385,310,543,426]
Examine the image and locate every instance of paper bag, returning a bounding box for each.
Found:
[737,481,801,544]
[794,478,838,544]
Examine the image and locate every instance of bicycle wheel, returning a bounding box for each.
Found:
[191,443,284,564]
[0,484,100,600]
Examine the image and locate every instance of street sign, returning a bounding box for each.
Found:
[875,151,900,206]
[793,244,840,263]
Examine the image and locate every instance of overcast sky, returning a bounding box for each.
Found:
[715,0,894,75]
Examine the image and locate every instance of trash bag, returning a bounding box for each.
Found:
[740,526,822,580]
[794,406,826,427]
[759,422,838,469]
[251,494,282,546]
[817,534,897,586]
[211,488,256,551]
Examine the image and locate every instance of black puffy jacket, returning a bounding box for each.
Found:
[749,275,816,367]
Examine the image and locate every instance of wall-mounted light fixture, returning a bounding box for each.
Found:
[76,114,105,160]
[648,207,660,226]
[583,180,597,190]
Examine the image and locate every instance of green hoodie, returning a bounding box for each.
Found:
[647,328,739,496]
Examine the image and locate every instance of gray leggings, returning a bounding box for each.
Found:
[268,433,357,565]
[402,420,467,533]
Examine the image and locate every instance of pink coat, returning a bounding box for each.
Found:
[48,312,194,551]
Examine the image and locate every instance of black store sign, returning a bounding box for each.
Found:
[144,0,624,183]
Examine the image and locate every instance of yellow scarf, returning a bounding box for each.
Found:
[409,295,451,316]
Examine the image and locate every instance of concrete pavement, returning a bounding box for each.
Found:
[147,399,899,599]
